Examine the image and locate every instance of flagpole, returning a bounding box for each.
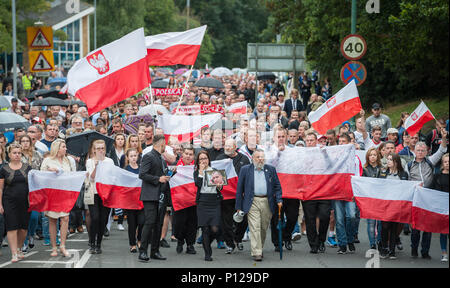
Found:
[175,64,194,115]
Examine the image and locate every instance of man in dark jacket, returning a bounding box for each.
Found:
[217,138,250,253]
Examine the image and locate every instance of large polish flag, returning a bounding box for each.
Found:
[404,101,435,137]
[170,159,238,211]
[274,144,356,201]
[95,162,144,210]
[309,80,362,135]
[412,186,449,234]
[67,28,150,115]
[146,25,207,66]
[157,113,222,143]
[351,176,420,223]
[28,170,86,213]
[227,101,248,115]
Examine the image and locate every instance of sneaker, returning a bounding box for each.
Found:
[217,241,226,249]
[242,232,249,242]
[348,243,355,253]
[225,247,234,254]
[2,239,8,247]
[237,242,244,251]
[421,253,432,260]
[318,242,325,253]
[411,249,418,258]
[389,251,397,259]
[186,245,196,255]
[354,235,360,244]
[28,236,35,249]
[441,254,448,262]
[302,230,307,236]
[43,239,51,246]
[396,240,403,251]
[117,224,125,231]
[380,249,389,259]
[21,243,28,254]
[326,236,337,247]
[337,246,347,254]
[370,244,377,250]
[292,232,302,242]
[104,229,110,237]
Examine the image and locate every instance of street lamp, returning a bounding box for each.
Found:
[12,0,17,98]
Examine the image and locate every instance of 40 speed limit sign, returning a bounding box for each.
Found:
[340,34,367,60]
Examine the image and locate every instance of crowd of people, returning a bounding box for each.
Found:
[0,68,448,265]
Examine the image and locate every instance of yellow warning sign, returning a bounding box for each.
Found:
[27,26,53,49]
[28,50,55,72]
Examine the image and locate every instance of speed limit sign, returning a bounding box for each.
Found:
[340,34,367,60]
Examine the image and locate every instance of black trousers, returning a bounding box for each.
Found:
[201,225,218,258]
[173,206,197,246]
[69,207,83,229]
[140,201,165,254]
[125,209,144,246]
[302,200,331,249]
[88,194,111,247]
[271,198,300,245]
[381,221,400,252]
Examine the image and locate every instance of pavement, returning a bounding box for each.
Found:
[0,220,448,268]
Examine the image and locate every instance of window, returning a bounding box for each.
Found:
[53,20,82,67]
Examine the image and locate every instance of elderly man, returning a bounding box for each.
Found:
[235,149,283,261]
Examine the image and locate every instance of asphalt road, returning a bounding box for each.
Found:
[0,219,448,269]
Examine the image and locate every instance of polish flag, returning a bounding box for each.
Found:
[146,25,207,66]
[67,28,150,115]
[404,101,435,137]
[227,101,248,115]
[95,162,144,210]
[157,113,222,143]
[28,170,86,213]
[309,80,362,135]
[351,176,420,223]
[170,159,238,211]
[412,186,449,234]
[274,144,356,201]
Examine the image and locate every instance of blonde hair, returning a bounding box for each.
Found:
[125,134,142,154]
[6,142,22,155]
[49,139,70,167]
[0,144,5,162]
[442,153,449,171]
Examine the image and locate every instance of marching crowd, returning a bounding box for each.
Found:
[0,70,448,265]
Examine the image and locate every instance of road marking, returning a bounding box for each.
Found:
[0,251,39,268]
[74,249,91,268]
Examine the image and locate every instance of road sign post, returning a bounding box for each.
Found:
[27,26,54,73]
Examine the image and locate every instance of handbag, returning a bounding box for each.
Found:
[74,183,85,209]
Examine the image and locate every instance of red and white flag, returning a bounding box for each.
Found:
[274,144,356,201]
[170,159,238,211]
[412,186,449,234]
[404,101,435,137]
[146,25,207,66]
[174,104,225,115]
[309,80,362,135]
[351,176,419,223]
[157,113,222,143]
[67,28,150,115]
[95,162,143,210]
[28,170,86,213]
[227,101,247,115]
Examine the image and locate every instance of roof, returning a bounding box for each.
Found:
[34,1,95,30]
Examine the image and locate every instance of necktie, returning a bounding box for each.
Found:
[293,99,296,110]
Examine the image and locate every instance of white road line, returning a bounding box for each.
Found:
[74,249,91,268]
[0,251,39,268]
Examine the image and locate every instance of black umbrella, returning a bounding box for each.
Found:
[194,78,225,89]
[27,88,67,100]
[151,80,169,89]
[65,99,87,107]
[66,130,115,158]
[0,112,31,133]
[257,72,276,81]
[32,97,69,107]
[48,81,66,89]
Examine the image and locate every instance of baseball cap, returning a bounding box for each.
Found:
[372,103,381,109]
[387,128,399,134]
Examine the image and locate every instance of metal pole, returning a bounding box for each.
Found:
[94,0,97,50]
[12,0,17,98]
[186,0,190,30]
[351,0,357,34]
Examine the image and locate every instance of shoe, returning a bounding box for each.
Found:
[318,242,325,253]
[51,247,58,257]
[301,231,307,236]
[138,251,150,262]
[403,226,410,235]
[253,255,262,262]
[186,245,196,255]
[150,252,166,260]
[17,249,25,260]
[292,232,302,242]
[389,251,397,260]
[370,244,377,250]
[337,246,347,254]
[354,235,360,243]
[171,236,177,242]
[421,253,431,260]
[95,245,102,254]
[380,249,389,259]
[396,240,403,251]
[348,243,355,253]
[411,249,418,258]
[43,239,51,246]
[130,246,137,253]
[89,243,96,254]
[176,243,183,254]
[196,235,203,244]
[77,226,84,233]
[441,254,448,262]
[237,242,244,251]
[117,224,125,231]
[2,239,8,247]
[11,254,19,263]
[242,232,249,242]
[217,241,225,249]
[21,243,28,254]
[326,236,337,247]
[285,240,293,250]
[160,239,170,248]
[60,246,70,257]
[56,238,60,246]
[28,236,35,249]
[104,229,110,237]
[69,228,76,234]
[205,256,213,261]
[310,247,318,254]
[226,247,235,254]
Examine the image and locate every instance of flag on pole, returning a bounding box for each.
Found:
[67,28,150,115]
[28,170,86,213]
[145,25,207,66]
[404,101,435,137]
[309,80,362,135]
[412,186,449,234]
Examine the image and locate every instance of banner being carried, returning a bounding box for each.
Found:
[174,104,225,115]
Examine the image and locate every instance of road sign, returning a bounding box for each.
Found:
[340,34,367,60]
[27,26,53,49]
[29,50,54,72]
[340,61,367,86]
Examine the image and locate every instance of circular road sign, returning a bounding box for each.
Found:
[340,61,367,86]
[340,34,367,60]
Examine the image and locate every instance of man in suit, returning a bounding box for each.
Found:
[235,149,283,261]
[283,88,304,119]
[138,134,173,262]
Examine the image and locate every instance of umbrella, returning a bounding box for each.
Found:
[174,68,188,75]
[65,99,87,107]
[194,78,225,89]
[48,81,67,88]
[66,130,115,158]
[0,112,31,133]
[47,77,67,84]
[210,67,233,77]
[257,72,276,81]
[277,205,286,260]
[32,97,69,107]
[3,96,26,107]
[0,97,12,108]
[151,80,169,89]
[27,88,67,100]
[137,104,169,117]
[124,115,154,134]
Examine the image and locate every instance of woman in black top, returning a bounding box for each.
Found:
[194,151,223,261]
[433,153,449,262]
[0,143,32,263]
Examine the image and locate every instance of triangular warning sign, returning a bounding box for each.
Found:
[32,52,53,71]
[30,29,51,48]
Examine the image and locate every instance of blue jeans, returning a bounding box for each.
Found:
[332,200,356,247]
[440,234,448,252]
[24,211,39,246]
[42,213,50,243]
[411,229,432,255]
[366,219,381,247]
[354,205,360,236]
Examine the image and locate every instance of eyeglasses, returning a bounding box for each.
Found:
[198,157,208,161]
[95,147,105,150]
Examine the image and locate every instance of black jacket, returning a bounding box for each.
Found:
[194,169,223,204]
[283,98,304,118]
[216,151,251,175]
[139,149,169,202]
[362,165,382,178]
[379,168,409,180]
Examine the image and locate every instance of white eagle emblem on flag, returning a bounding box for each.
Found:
[87,50,110,75]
